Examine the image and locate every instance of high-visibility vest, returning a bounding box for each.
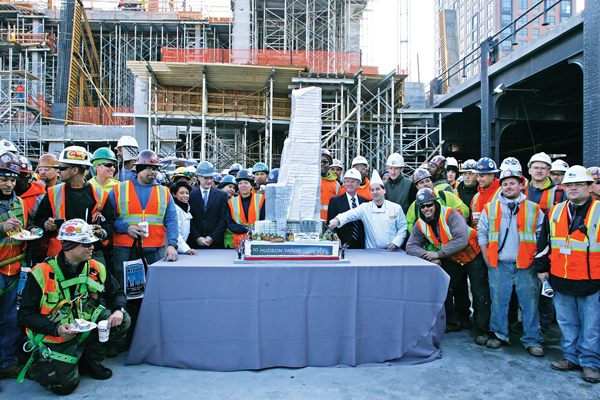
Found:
[26,258,106,344]
[0,196,27,276]
[471,186,502,216]
[46,183,108,256]
[229,194,264,249]
[414,206,481,265]
[320,178,340,220]
[548,199,600,280]
[485,199,541,268]
[524,184,564,214]
[113,181,170,248]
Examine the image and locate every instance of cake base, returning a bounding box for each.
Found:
[241,240,342,261]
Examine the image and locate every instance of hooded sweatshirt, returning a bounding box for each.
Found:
[17,181,46,216]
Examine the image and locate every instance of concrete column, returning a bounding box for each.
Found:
[134,76,149,150]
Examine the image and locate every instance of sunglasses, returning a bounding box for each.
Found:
[100,162,116,169]
[144,166,160,172]
[419,202,436,210]
[595,180,600,185]
[56,165,73,171]
[80,242,94,248]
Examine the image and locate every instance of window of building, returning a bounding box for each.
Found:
[487,17,493,29]
[466,9,470,18]
[472,15,478,27]
[519,15,528,24]
[549,6,556,14]
[502,40,512,51]
[466,21,470,32]
[501,0,512,12]
[561,1,572,15]
[519,28,528,37]
[473,4,477,14]
[460,27,465,38]
[518,0,528,12]
[533,28,539,38]
[479,0,484,8]
[487,2,493,16]
[519,41,528,47]
[467,36,471,46]
[501,14,512,27]
[548,16,555,25]
[480,24,484,35]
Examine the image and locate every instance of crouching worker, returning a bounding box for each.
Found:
[17,219,130,395]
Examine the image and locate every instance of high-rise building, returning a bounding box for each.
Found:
[434,0,576,88]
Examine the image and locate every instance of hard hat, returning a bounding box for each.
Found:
[527,152,552,168]
[57,218,99,244]
[17,156,32,174]
[562,165,594,184]
[415,188,438,205]
[267,168,279,184]
[235,169,254,184]
[134,149,160,166]
[173,166,188,178]
[0,151,21,178]
[321,149,333,164]
[38,153,59,168]
[551,159,569,172]
[120,145,139,162]
[91,147,118,164]
[500,157,522,173]
[330,159,344,169]
[460,159,477,172]
[0,140,18,153]
[588,167,600,181]
[252,162,269,174]
[429,155,447,170]
[185,166,196,176]
[475,157,500,174]
[196,161,216,177]
[218,175,238,189]
[499,169,523,183]
[386,153,405,167]
[446,157,459,172]
[351,155,368,167]
[229,163,242,174]
[412,168,432,183]
[58,146,92,167]
[343,168,362,181]
[116,136,139,149]
[213,173,223,183]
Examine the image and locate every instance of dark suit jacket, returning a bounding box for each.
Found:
[188,186,228,249]
[327,193,368,249]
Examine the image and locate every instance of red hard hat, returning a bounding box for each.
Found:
[134,150,160,166]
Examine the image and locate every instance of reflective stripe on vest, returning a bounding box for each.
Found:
[548,200,600,280]
[471,186,502,216]
[229,194,264,249]
[485,199,540,269]
[47,183,107,219]
[0,196,27,276]
[415,206,481,265]
[525,184,561,213]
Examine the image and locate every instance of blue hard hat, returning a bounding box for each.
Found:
[218,174,237,189]
[475,157,500,174]
[213,173,223,183]
[196,161,216,177]
[267,168,279,184]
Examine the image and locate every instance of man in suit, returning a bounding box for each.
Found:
[188,161,228,249]
[327,168,368,249]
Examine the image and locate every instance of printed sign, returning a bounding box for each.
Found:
[124,260,146,300]
[250,244,333,256]
[294,232,320,241]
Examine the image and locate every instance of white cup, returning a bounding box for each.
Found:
[138,222,149,237]
[98,320,110,342]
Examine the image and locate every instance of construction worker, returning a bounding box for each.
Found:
[329,159,344,183]
[0,140,18,154]
[477,169,545,356]
[228,163,242,177]
[114,135,139,182]
[384,153,417,214]
[252,162,269,195]
[18,219,130,394]
[500,157,525,189]
[456,159,479,223]
[218,175,238,249]
[320,149,341,220]
[406,188,491,347]
[446,157,460,190]
[471,157,502,228]
[550,159,569,186]
[172,167,191,184]
[588,167,600,200]
[0,151,37,380]
[89,148,119,192]
[524,152,566,214]
[35,146,115,263]
[405,168,469,232]
[427,155,454,193]
[15,84,25,102]
[185,166,197,187]
[226,169,265,249]
[534,166,600,383]
[15,155,45,216]
[350,155,372,200]
[266,168,279,185]
[36,153,60,189]
[109,150,179,289]
[212,173,222,189]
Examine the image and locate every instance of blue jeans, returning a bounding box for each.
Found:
[0,274,19,368]
[488,262,542,347]
[112,246,164,289]
[554,290,600,370]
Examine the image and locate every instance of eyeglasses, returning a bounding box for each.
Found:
[321,160,331,165]
[37,167,57,172]
[80,242,93,248]
[353,166,367,171]
[419,202,436,210]
[56,165,73,171]
[564,182,588,188]
[100,162,116,169]
[594,180,600,185]
[144,166,160,172]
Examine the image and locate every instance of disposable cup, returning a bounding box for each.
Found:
[98,320,110,342]
[138,222,149,237]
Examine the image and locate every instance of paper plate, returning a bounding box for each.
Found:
[11,235,41,241]
[69,320,97,332]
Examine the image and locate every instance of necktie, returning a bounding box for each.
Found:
[351,197,360,241]
[203,190,208,211]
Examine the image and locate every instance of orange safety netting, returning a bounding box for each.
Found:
[72,107,134,125]
[161,48,379,75]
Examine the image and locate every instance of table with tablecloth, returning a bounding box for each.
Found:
[125,249,450,371]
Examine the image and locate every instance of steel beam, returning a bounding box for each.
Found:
[583,1,600,166]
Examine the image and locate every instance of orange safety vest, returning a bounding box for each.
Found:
[524,184,564,214]
[484,199,541,268]
[229,194,264,249]
[356,177,372,201]
[112,181,170,248]
[46,183,108,257]
[0,196,27,276]
[19,181,46,215]
[414,206,481,265]
[320,177,340,220]
[548,199,600,280]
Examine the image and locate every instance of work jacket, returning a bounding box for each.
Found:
[0,194,28,276]
[320,172,341,220]
[228,193,264,249]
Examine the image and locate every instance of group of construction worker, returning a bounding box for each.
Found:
[1,134,600,393]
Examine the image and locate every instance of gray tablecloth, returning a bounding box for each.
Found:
[125,249,449,371]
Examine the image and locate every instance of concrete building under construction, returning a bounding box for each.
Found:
[0,0,444,173]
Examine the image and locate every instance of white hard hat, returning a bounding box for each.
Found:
[185,165,196,174]
[116,136,139,149]
[0,140,18,153]
[331,159,344,169]
[500,157,522,174]
[351,156,368,167]
[551,159,569,172]
[460,159,477,172]
[527,152,552,168]
[386,153,405,167]
[446,157,459,171]
[57,219,99,244]
[343,168,362,181]
[58,146,92,167]
[561,165,594,184]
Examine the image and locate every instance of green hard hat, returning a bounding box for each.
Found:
[91,147,118,163]
[252,162,269,174]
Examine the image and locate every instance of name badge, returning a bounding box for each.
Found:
[560,246,572,255]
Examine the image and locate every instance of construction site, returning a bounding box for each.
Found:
[0,0,442,173]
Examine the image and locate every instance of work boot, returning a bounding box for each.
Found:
[486,338,503,349]
[0,363,22,379]
[527,346,544,357]
[551,359,581,371]
[78,361,113,380]
[445,323,462,333]
[582,367,600,383]
[475,334,490,346]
